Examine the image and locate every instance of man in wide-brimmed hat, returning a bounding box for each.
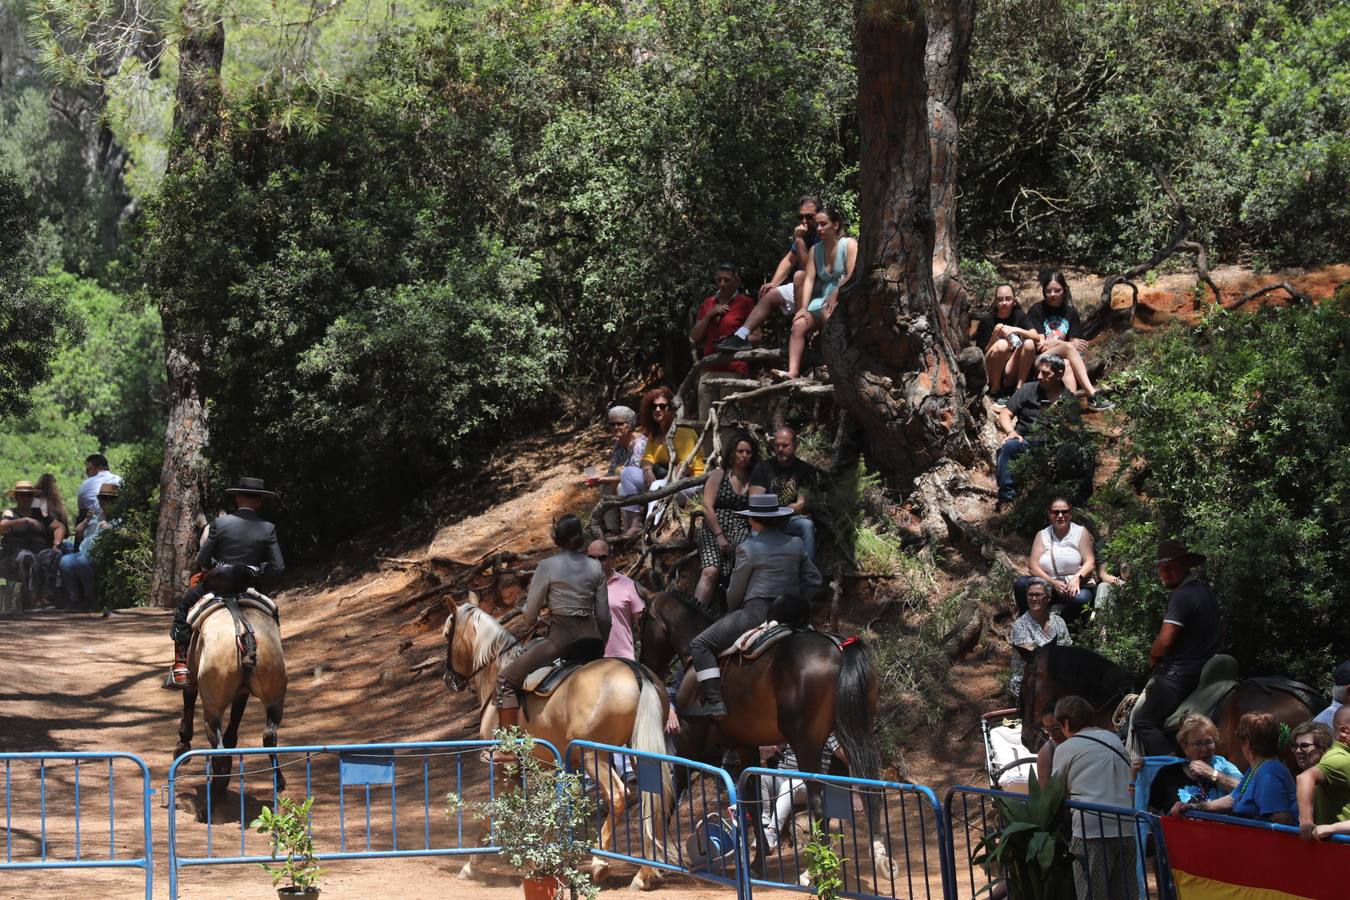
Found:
[685,493,822,718]
[169,477,286,687]
[1132,538,1224,755]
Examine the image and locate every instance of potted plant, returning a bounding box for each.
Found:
[448,727,600,900]
[972,772,1075,900]
[250,795,324,900]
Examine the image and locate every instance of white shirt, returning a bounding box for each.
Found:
[1037,523,1085,578]
[1314,699,1344,728]
[77,471,122,514]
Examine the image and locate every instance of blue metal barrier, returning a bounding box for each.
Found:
[0,751,153,900]
[943,785,1173,900]
[735,767,949,899]
[166,739,561,900]
[1183,807,1350,842]
[564,739,750,900]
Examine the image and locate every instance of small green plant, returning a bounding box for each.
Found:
[447,728,599,899]
[972,772,1074,900]
[250,795,324,894]
[802,820,846,900]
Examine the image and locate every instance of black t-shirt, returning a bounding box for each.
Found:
[749,458,816,507]
[1026,300,1083,342]
[973,308,1033,351]
[1003,381,1080,437]
[2,507,54,554]
[1148,761,1211,811]
[1161,577,1224,672]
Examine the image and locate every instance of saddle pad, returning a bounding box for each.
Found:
[521,661,583,696]
[718,622,792,660]
[1165,679,1238,731]
[186,590,279,633]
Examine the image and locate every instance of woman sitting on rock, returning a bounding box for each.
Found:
[1015,497,1098,620]
[773,206,856,381]
[973,283,1039,402]
[693,431,758,606]
[1027,270,1112,411]
[587,405,646,539]
[1009,577,1071,702]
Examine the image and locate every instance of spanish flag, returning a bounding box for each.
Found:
[1160,815,1343,899]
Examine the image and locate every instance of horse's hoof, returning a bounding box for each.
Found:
[457,860,475,881]
[173,743,190,758]
[629,870,660,891]
[590,858,610,883]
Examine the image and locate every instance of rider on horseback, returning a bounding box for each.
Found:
[687,493,822,718]
[170,477,285,687]
[494,515,611,733]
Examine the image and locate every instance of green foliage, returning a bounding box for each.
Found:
[802,820,845,900]
[964,0,1350,266]
[1086,302,1350,685]
[972,771,1074,900]
[250,795,324,891]
[1006,403,1101,536]
[446,728,598,898]
[86,441,161,610]
[0,172,82,418]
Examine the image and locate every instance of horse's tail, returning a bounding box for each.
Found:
[835,636,880,782]
[631,672,673,856]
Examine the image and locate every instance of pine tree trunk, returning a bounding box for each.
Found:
[823,1,973,487]
[147,6,223,608]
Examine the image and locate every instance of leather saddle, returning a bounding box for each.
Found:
[717,621,844,662]
[519,637,605,698]
[1163,654,1325,730]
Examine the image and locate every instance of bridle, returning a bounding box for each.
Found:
[443,605,491,693]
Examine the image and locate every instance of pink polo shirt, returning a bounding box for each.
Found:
[603,571,645,660]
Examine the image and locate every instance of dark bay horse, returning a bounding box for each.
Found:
[1017,644,1318,769]
[639,590,886,868]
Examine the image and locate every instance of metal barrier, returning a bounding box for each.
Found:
[166,739,561,900]
[0,751,154,900]
[944,785,1173,900]
[564,739,750,900]
[735,767,950,899]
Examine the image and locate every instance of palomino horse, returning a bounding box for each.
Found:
[175,601,288,813]
[441,596,671,890]
[639,590,887,871]
[1017,643,1318,769]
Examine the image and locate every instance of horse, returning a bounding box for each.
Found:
[638,589,887,872]
[1017,643,1319,769]
[174,598,288,815]
[441,595,672,890]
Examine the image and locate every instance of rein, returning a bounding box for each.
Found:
[444,605,517,692]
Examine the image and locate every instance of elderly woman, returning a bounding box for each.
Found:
[693,432,757,606]
[587,405,647,539]
[1014,497,1097,618]
[1151,714,1242,813]
[1290,721,1334,774]
[1008,577,1071,702]
[1176,712,1296,824]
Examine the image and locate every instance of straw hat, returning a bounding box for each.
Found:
[7,480,37,497]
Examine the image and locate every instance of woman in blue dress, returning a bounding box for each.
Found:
[775,206,857,381]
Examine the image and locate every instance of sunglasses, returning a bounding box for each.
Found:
[589,554,609,561]
[651,403,671,410]
[1050,510,1072,517]
[799,213,815,220]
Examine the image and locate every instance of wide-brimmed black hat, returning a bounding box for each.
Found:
[225,477,276,499]
[1155,538,1206,566]
[735,493,794,518]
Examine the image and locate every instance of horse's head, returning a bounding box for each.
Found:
[442,593,481,692]
[1018,641,1055,752]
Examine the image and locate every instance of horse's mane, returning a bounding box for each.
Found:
[1043,644,1134,706]
[659,587,718,622]
[458,604,519,669]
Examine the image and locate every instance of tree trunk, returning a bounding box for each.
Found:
[823,1,973,487]
[147,5,223,608]
[926,0,976,349]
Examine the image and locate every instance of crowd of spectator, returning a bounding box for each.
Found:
[0,454,122,613]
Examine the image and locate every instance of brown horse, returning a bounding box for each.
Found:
[441,596,672,890]
[174,601,288,813]
[1017,644,1318,769]
[639,590,887,871]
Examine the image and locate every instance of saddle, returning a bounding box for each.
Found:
[186,588,279,672]
[517,637,605,698]
[1162,654,1325,730]
[717,621,845,661]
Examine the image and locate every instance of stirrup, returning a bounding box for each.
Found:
[171,657,190,687]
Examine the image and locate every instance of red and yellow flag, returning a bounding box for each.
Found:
[1160,815,1343,900]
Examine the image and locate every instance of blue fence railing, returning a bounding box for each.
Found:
[735,766,950,900]
[166,739,561,900]
[0,751,153,900]
[564,739,750,900]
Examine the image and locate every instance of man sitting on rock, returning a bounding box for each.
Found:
[994,352,1084,511]
[170,478,285,687]
[690,263,756,377]
[749,426,819,564]
[686,493,821,717]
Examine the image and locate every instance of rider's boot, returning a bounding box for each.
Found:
[490,706,521,765]
[170,643,190,688]
[694,677,728,718]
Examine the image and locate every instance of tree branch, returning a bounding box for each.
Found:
[1228,282,1311,309]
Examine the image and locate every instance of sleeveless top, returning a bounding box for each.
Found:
[1037,522,1085,578]
[807,238,854,313]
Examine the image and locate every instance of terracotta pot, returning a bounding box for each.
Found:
[277,887,320,900]
[521,874,562,900]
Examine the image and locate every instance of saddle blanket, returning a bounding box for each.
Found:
[521,661,583,697]
[186,589,279,633]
